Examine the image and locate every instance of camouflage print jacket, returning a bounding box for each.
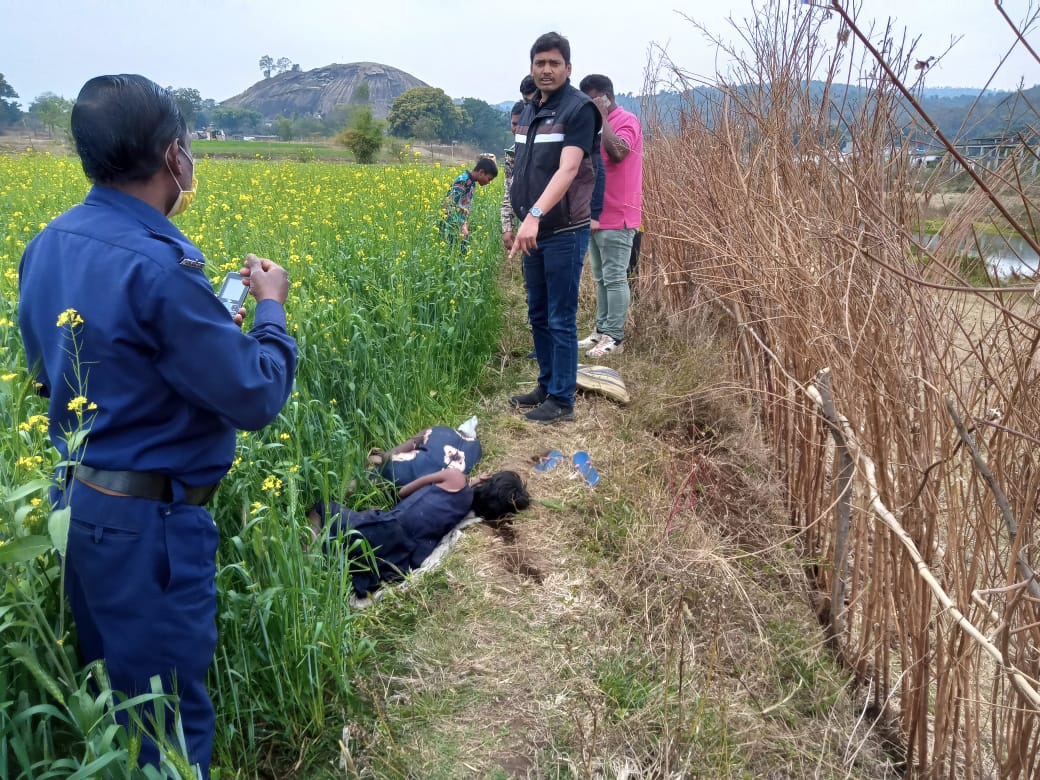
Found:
[500,145,515,234]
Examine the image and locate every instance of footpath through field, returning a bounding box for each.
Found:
[342,260,903,779]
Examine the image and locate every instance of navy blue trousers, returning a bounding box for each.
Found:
[58,482,219,777]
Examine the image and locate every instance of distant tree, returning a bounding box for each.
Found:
[0,73,17,102]
[275,57,293,76]
[387,87,465,142]
[198,98,217,129]
[259,55,274,79]
[335,108,384,163]
[210,107,262,135]
[351,82,370,104]
[291,114,323,139]
[276,116,294,141]
[411,116,439,142]
[0,72,21,128]
[28,92,73,138]
[321,103,356,135]
[169,87,203,129]
[459,97,510,152]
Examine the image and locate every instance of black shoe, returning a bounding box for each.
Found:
[524,397,576,424]
[510,385,548,409]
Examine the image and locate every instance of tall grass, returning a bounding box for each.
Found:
[0,152,505,776]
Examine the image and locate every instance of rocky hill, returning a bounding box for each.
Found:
[221,62,428,120]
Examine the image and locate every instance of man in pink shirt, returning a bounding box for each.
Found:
[578,74,643,358]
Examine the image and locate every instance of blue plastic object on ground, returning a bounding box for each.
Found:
[535,449,565,472]
[572,451,600,487]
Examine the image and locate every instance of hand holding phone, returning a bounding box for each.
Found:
[241,253,290,305]
[216,271,249,317]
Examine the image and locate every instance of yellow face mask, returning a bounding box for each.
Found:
[166,142,198,218]
[167,175,198,218]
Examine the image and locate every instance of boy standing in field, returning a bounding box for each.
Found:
[442,156,498,253]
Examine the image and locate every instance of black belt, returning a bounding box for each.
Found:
[72,465,219,506]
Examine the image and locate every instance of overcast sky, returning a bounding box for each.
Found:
[4,0,1039,108]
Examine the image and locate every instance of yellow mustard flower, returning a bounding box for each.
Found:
[56,308,84,328]
[66,396,97,412]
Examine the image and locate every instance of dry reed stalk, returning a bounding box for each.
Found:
[640,1,1040,775]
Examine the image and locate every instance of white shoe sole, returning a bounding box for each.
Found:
[587,343,623,358]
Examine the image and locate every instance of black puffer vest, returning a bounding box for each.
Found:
[510,81,601,238]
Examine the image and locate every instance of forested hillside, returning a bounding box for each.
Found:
[616,81,1040,143]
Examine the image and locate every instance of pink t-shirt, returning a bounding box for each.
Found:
[599,106,643,230]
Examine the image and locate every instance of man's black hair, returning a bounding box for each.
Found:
[474,156,498,177]
[510,100,526,117]
[72,74,186,186]
[530,32,571,65]
[472,471,530,521]
[579,74,615,101]
[519,75,537,97]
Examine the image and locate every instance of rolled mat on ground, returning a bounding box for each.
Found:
[575,364,630,404]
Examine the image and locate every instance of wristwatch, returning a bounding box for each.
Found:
[529,206,543,219]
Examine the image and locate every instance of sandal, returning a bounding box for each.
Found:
[572,451,600,487]
[534,449,565,472]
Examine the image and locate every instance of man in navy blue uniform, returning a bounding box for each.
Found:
[17,74,297,777]
[508,32,601,424]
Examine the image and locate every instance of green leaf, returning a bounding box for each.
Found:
[48,507,71,556]
[65,429,90,454]
[2,478,53,504]
[67,750,126,779]
[14,504,34,526]
[0,535,53,564]
[535,498,567,511]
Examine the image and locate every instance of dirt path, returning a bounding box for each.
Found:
[344,266,903,778]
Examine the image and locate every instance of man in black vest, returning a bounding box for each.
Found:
[507,31,602,424]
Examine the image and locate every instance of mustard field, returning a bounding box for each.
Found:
[0,151,506,777]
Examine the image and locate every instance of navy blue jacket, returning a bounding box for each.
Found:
[329,483,474,596]
[18,185,297,486]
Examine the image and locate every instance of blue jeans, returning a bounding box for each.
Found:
[523,228,589,407]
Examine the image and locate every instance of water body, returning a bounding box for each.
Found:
[922,233,1039,279]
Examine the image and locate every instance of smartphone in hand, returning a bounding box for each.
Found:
[216,271,249,316]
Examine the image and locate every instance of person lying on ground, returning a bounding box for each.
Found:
[369,424,482,488]
[307,469,530,596]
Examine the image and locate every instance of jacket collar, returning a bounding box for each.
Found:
[84,185,202,260]
[533,78,572,113]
